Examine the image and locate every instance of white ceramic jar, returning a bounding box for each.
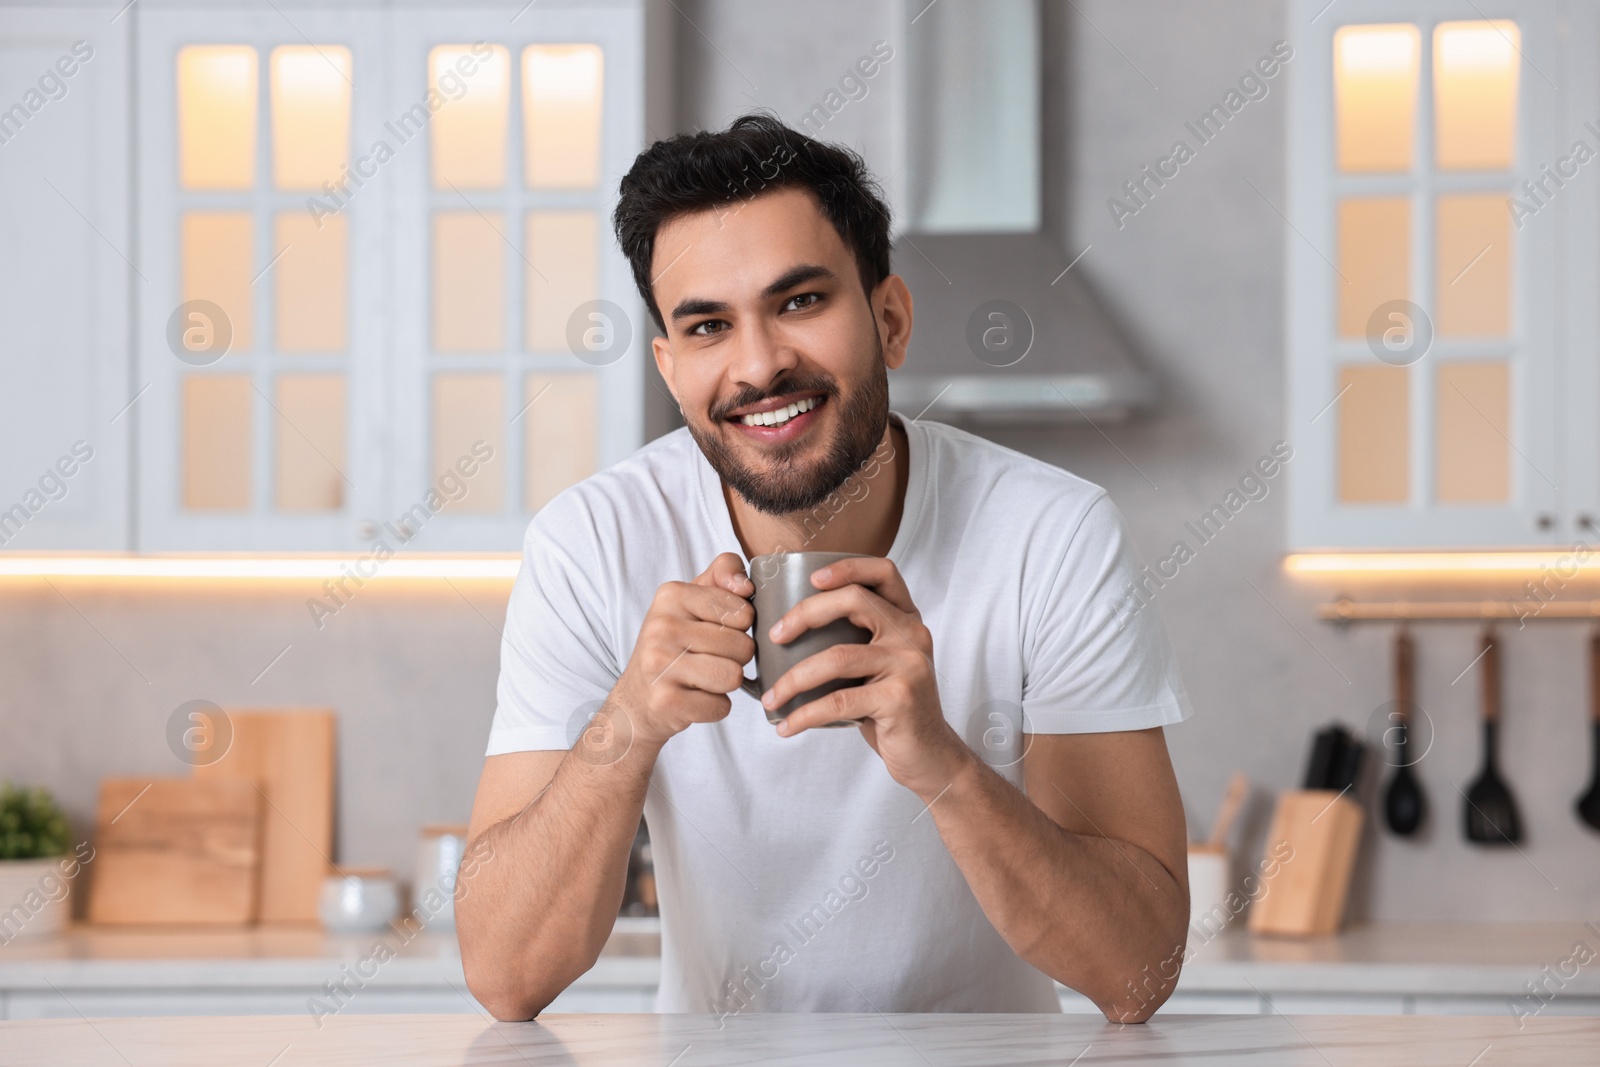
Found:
[413,825,468,931]
[319,868,401,933]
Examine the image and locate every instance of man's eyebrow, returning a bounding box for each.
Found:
[762,263,836,298]
[668,264,839,324]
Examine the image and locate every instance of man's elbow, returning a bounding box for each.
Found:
[1089,936,1187,1022]
[459,937,566,1021]
[1092,969,1180,1024]
[462,965,558,1022]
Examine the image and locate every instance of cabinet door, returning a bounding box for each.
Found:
[1288,0,1562,550]
[1562,4,1600,539]
[385,5,645,551]
[0,7,130,551]
[135,7,386,550]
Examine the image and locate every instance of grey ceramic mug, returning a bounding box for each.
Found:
[740,551,874,727]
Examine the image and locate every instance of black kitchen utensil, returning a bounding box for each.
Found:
[1327,726,1365,793]
[1576,629,1600,833]
[1384,627,1427,836]
[1464,628,1522,846]
[1303,725,1340,789]
[1302,723,1362,792]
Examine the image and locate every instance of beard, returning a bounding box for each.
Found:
[685,334,891,518]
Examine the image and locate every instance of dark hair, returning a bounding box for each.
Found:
[613,112,893,332]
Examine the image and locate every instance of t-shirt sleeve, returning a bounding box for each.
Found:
[1020,491,1193,734]
[485,496,621,755]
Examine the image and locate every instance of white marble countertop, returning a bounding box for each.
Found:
[2,1010,1596,1065]
[4,920,1597,1000]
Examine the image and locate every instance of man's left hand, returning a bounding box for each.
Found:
[761,556,972,798]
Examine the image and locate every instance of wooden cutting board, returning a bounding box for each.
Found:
[194,709,335,923]
[88,777,261,925]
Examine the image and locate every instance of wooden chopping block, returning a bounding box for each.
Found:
[195,709,335,924]
[88,777,261,925]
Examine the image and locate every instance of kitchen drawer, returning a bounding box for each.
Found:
[2,987,484,1020]
[1265,993,1407,1015]
[1411,994,1600,1017]
[546,987,657,1012]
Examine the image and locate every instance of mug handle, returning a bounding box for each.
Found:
[739,674,763,700]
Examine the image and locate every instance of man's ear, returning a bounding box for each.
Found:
[874,274,913,372]
[651,333,680,407]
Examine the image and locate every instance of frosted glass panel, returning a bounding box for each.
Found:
[270,45,352,191]
[525,212,597,352]
[1436,362,1510,503]
[181,213,253,353]
[275,375,347,511]
[429,45,510,189]
[1337,198,1410,339]
[433,374,504,513]
[1338,364,1409,504]
[1435,21,1520,171]
[275,212,347,352]
[1436,194,1511,338]
[523,373,597,512]
[1334,24,1419,173]
[522,45,604,189]
[433,212,506,352]
[178,46,258,190]
[183,375,252,511]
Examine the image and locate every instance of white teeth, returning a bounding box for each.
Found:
[740,395,818,427]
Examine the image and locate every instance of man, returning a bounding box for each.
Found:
[457,114,1194,1023]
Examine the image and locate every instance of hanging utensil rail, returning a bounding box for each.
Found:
[1320,598,1600,623]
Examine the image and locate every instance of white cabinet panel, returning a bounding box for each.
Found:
[0,7,130,550]
[135,8,388,550]
[1266,993,1408,1015]
[387,7,646,552]
[128,2,646,552]
[1287,0,1566,550]
[3,988,483,1020]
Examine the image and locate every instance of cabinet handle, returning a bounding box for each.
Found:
[1537,514,1555,532]
[357,521,376,539]
[1580,515,1597,533]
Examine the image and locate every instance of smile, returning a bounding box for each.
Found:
[736,394,822,427]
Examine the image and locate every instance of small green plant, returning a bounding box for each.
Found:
[0,782,69,860]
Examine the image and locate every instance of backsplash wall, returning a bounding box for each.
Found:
[2,0,1597,922]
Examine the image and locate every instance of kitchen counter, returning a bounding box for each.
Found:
[2,920,1597,1019]
[2,1010,1596,1065]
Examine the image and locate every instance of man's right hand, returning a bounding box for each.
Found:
[613,552,756,749]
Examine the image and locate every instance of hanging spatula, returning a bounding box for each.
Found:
[1464,628,1522,846]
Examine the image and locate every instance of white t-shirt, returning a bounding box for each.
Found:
[487,411,1193,1014]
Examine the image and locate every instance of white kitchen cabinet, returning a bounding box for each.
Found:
[126,1,644,552]
[135,6,389,551]
[0,6,131,551]
[384,5,646,552]
[1286,0,1570,550]
[1560,4,1600,538]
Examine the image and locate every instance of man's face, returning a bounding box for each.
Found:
[649,187,905,516]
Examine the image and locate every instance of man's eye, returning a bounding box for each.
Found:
[689,319,727,337]
[784,293,822,312]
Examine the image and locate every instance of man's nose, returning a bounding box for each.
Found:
[726,317,799,394]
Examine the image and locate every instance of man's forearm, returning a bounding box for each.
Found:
[457,715,662,1019]
[923,750,1188,1021]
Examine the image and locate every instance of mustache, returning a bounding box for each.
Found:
[712,377,837,421]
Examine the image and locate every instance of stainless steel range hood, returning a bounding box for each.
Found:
[886,0,1155,423]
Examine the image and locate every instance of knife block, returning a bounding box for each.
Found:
[1247,789,1363,937]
